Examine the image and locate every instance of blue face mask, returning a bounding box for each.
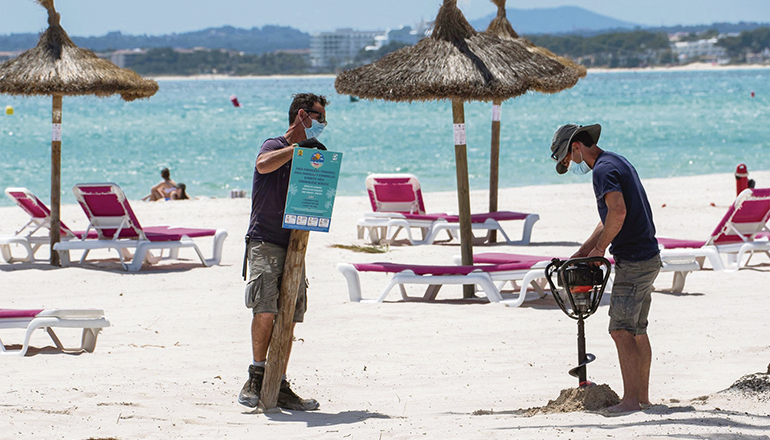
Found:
[304,118,326,139]
[569,148,591,175]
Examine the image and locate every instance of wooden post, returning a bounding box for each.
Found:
[50,94,62,266]
[259,229,310,411]
[451,99,475,299]
[488,100,501,243]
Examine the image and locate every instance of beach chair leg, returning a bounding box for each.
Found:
[336,264,364,302]
[128,245,149,271]
[671,271,688,294]
[519,214,540,245]
[376,278,400,302]
[202,230,228,266]
[476,276,502,302]
[0,244,10,263]
[81,328,100,353]
[365,227,379,243]
[0,241,34,263]
[423,284,442,301]
[30,243,43,261]
[45,327,65,350]
[58,249,71,266]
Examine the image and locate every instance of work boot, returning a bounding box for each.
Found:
[238,365,264,408]
[277,379,320,411]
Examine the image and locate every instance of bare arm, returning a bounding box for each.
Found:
[572,191,627,258]
[591,191,626,257]
[572,222,604,258]
[256,145,295,174]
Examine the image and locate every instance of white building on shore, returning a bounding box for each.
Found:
[670,38,728,63]
[310,28,381,69]
[309,21,432,70]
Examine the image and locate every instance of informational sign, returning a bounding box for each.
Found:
[283,148,343,233]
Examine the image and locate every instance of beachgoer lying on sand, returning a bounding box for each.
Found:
[170,183,190,200]
[142,168,177,201]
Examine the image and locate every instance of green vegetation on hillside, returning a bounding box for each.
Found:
[718,28,770,60]
[128,48,309,76]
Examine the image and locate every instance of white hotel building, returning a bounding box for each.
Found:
[310,28,381,69]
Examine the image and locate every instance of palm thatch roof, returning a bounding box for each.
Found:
[334,0,579,102]
[0,0,158,101]
[486,0,586,78]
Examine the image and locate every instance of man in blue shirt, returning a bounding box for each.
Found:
[239,93,328,411]
[550,123,661,414]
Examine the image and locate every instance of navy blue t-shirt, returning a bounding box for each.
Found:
[592,151,659,261]
[248,136,293,248]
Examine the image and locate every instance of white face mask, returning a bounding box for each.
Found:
[304,118,326,139]
[569,147,591,175]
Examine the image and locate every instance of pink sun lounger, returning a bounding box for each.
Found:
[337,255,561,307]
[52,183,227,271]
[0,308,110,356]
[0,187,98,263]
[356,174,539,245]
[658,188,770,272]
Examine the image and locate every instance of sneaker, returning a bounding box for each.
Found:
[277,379,320,411]
[237,365,264,408]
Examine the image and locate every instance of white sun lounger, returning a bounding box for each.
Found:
[0,308,110,356]
[336,258,555,307]
[0,187,97,263]
[659,188,770,273]
[53,183,227,271]
[356,174,539,245]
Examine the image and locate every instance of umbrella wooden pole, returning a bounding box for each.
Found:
[259,229,310,411]
[452,100,475,299]
[50,94,62,266]
[488,100,502,243]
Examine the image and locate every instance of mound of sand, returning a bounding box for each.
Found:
[722,364,770,401]
[524,384,620,416]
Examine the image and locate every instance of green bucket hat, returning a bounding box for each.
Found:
[550,124,602,174]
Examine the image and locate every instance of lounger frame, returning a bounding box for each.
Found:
[0,309,110,357]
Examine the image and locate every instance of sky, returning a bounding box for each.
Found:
[0,0,768,36]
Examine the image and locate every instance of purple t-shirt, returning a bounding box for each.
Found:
[248,136,292,247]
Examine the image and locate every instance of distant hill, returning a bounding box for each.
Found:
[0,25,309,54]
[468,6,640,35]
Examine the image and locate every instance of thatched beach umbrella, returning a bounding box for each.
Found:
[484,0,585,241]
[0,0,158,265]
[335,0,579,296]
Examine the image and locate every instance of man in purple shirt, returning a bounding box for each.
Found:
[239,93,327,411]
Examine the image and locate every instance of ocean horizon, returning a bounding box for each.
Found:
[0,68,768,207]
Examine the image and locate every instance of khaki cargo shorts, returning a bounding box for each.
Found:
[244,241,307,323]
[608,254,661,335]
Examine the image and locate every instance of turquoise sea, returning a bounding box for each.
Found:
[0,69,768,207]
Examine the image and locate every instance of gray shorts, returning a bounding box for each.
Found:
[244,241,307,323]
[608,254,661,335]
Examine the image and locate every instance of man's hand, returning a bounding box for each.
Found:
[587,246,606,259]
[570,249,588,259]
[297,138,326,150]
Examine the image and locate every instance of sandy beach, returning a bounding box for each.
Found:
[2,171,770,439]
